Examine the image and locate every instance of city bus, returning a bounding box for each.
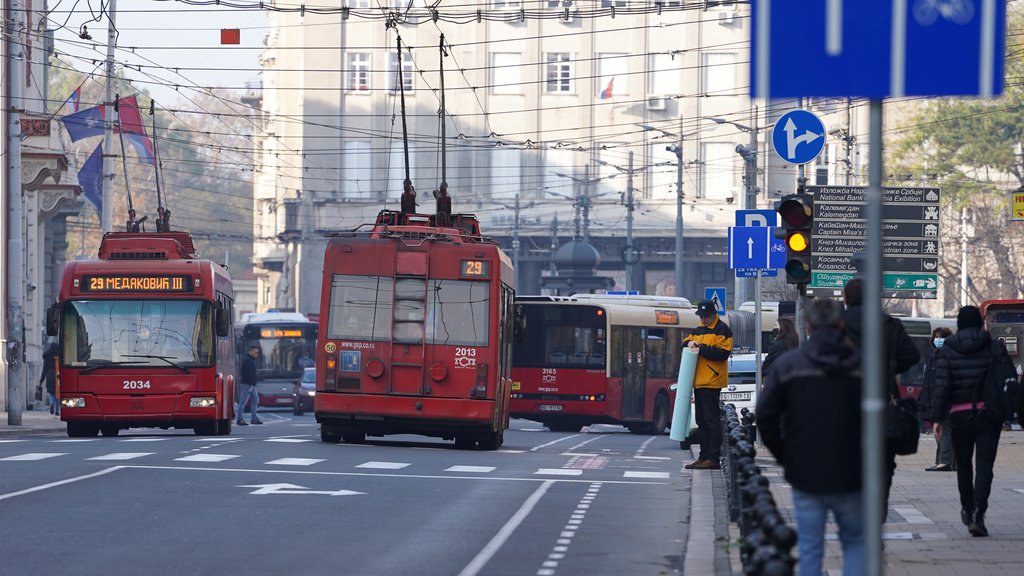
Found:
[314,210,516,449]
[235,312,317,409]
[47,231,235,437]
[981,300,1024,373]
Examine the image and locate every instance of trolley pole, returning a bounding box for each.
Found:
[5,1,24,424]
[101,0,117,233]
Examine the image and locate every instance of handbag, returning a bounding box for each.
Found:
[886,396,920,455]
[34,383,43,402]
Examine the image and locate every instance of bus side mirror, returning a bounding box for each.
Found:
[215,307,230,337]
[45,304,59,337]
[513,305,526,342]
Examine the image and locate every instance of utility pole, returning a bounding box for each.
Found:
[6,0,25,424]
[625,152,636,292]
[505,192,533,291]
[101,0,118,233]
[960,205,969,306]
[673,118,685,299]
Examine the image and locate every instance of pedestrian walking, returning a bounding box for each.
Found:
[761,317,798,378]
[39,343,60,416]
[237,345,262,426]
[929,305,1016,537]
[758,298,863,576]
[920,326,956,472]
[681,300,732,471]
[842,278,920,515]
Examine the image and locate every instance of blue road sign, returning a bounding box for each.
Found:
[704,287,727,317]
[735,210,782,277]
[728,226,772,270]
[735,209,778,228]
[736,268,778,278]
[772,110,826,165]
[751,0,1006,99]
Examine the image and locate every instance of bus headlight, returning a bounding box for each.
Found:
[61,397,86,408]
[190,397,217,408]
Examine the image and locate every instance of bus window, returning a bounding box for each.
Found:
[646,328,667,378]
[512,305,606,369]
[327,275,393,341]
[426,279,490,346]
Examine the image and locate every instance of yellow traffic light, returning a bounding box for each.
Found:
[786,231,810,253]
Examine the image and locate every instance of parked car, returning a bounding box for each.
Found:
[292,367,315,416]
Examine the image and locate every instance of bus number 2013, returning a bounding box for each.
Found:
[455,348,477,357]
[123,380,151,390]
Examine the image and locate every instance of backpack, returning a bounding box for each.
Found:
[973,342,1015,424]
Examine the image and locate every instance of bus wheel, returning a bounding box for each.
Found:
[194,422,217,436]
[217,419,232,435]
[100,425,120,437]
[454,435,476,450]
[341,432,366,444]
[547,423,583,433]
[320,428,342,443]
[647,394,670,435]
[67,422,99,438]
[478,430,503,451]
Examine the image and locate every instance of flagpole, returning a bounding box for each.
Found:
[101,0,117,233]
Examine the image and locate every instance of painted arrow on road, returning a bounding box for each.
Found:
[239,483,365,496]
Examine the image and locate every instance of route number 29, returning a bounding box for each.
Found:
[123,380,151,390]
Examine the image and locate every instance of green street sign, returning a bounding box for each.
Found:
[883,273,937,291]
[810,271,855,288]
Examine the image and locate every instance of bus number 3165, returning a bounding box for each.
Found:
[123,381,152,390]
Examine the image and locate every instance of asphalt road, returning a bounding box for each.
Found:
[0,414,691,576]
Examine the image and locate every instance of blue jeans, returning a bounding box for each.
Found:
[237,384,259,421]
[48,392,59,415]
[791,489,864,576]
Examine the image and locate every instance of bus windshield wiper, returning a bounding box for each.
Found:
[80,360,147,374]
[121,354,191,374]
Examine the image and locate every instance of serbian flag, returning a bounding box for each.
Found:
[60,95,155,165]
[67,87,81,112]
[77,144,103,215]
[599,77,614,99]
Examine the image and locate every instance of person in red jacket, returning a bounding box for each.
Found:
[681,300,733,470]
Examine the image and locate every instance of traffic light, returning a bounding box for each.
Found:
[775,194,814,285]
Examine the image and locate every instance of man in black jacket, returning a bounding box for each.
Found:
[929,306,1014,537]
[842,278,921,516]
[237,345,262,426]
[758,298,864,576]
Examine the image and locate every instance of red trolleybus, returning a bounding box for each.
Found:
[981,300,1024,373]
[314,211,515,449]
[47,231,235,437]
[511,296,700,433]
[235,312,318,409]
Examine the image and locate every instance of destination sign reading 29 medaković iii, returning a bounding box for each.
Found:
[80,274,194,292]
[806,186,940,299]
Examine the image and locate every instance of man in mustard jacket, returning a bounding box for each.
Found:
[683,300,733,470]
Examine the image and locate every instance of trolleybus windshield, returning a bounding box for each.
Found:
[61,300,214,368]
[238,325,317,379]
[512,305,607,369]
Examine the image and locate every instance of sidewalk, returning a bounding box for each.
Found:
[723,430,1024,575]
[0,409,66,437]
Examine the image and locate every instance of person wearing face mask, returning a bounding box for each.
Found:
[762,317,799,378]
[920,326,955,471]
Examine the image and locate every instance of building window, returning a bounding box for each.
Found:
[545,53,573,93]
[342,140,372,198]
[344,0,371,7]
[597,53,628,98]
[702,52,737,96]
[490,148,521,200]
[494,0,522,8]
[649,53,681,96]
[700,142,737,201]
[347,52,370,92]
[602,0,628,7]
[548,0,574,7]
[491,52,523,95]
[388,52,414,93]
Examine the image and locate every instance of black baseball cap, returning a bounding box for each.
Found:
[695,300,717,317]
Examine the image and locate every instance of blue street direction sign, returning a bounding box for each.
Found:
[772,110,826,165]
[735,210,782,277]
[728,226,772,270]
[704,287,727,317]
[751,0,1006,99]
[735,209,778,228]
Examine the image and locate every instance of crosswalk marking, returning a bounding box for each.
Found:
[0,453,68,461]
[49,439,96,443]
[624,471,671,479]
[445,465,496,473]
[118,438,169,442]
[87,453,155,461]
[175,454,240,463]
[265,458,324,466]
[356,461,410,470]
[535,469,583,476]
[264,438,314,443]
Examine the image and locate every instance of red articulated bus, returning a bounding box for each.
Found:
[47,231,235,437]
[314,210,515,449]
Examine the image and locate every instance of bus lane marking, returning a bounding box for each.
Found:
[265,458,324,466]
[0,466,123,502]
[238,483,364,496]
[445,466,496,473]
[356,461,411,470]
[175,454,240,463]
[535,469,583,476]
[633,436,656,459]
[457,480,555,576]
[0,453,68,461]
[528,435,582,453]
[536,482,603,576]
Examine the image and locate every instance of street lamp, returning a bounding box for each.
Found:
[640,122,686,299]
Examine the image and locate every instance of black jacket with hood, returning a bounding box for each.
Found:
[843,305,921,399]
[928,327,1014,422]
[757,327,863,494]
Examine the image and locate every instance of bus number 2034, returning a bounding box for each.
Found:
[123,380,152,390]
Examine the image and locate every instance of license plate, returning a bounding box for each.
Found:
[537,404,563,412]
[721,392,751,402]
[276,397,292,404]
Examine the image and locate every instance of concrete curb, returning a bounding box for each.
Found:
[683,448,734,575]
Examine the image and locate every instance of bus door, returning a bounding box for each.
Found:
[984,305,1024,374]
[620,326,646,422]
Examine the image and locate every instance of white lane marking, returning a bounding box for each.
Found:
[497,449,525,454]
[87,453,154,461]
[0,466,122,501]
[0,453,68,461]
[49,439,96,443]
[193,437,244,442]
[565,436,603,452]
[624,471,671,479]
[118,438,168,442]
[239,483,364,496]
[529,434,582,453]
[633,436,656,459]
[535,468,583,476]
[265,458,324,466]
[264,438,314,443]
[0,440,26,443]
[634,456,670,461]
[446,465,496,473]
[457,480,554,576]
[536,482,602,576]
[356,461,411,470]
[175,454,240,463]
